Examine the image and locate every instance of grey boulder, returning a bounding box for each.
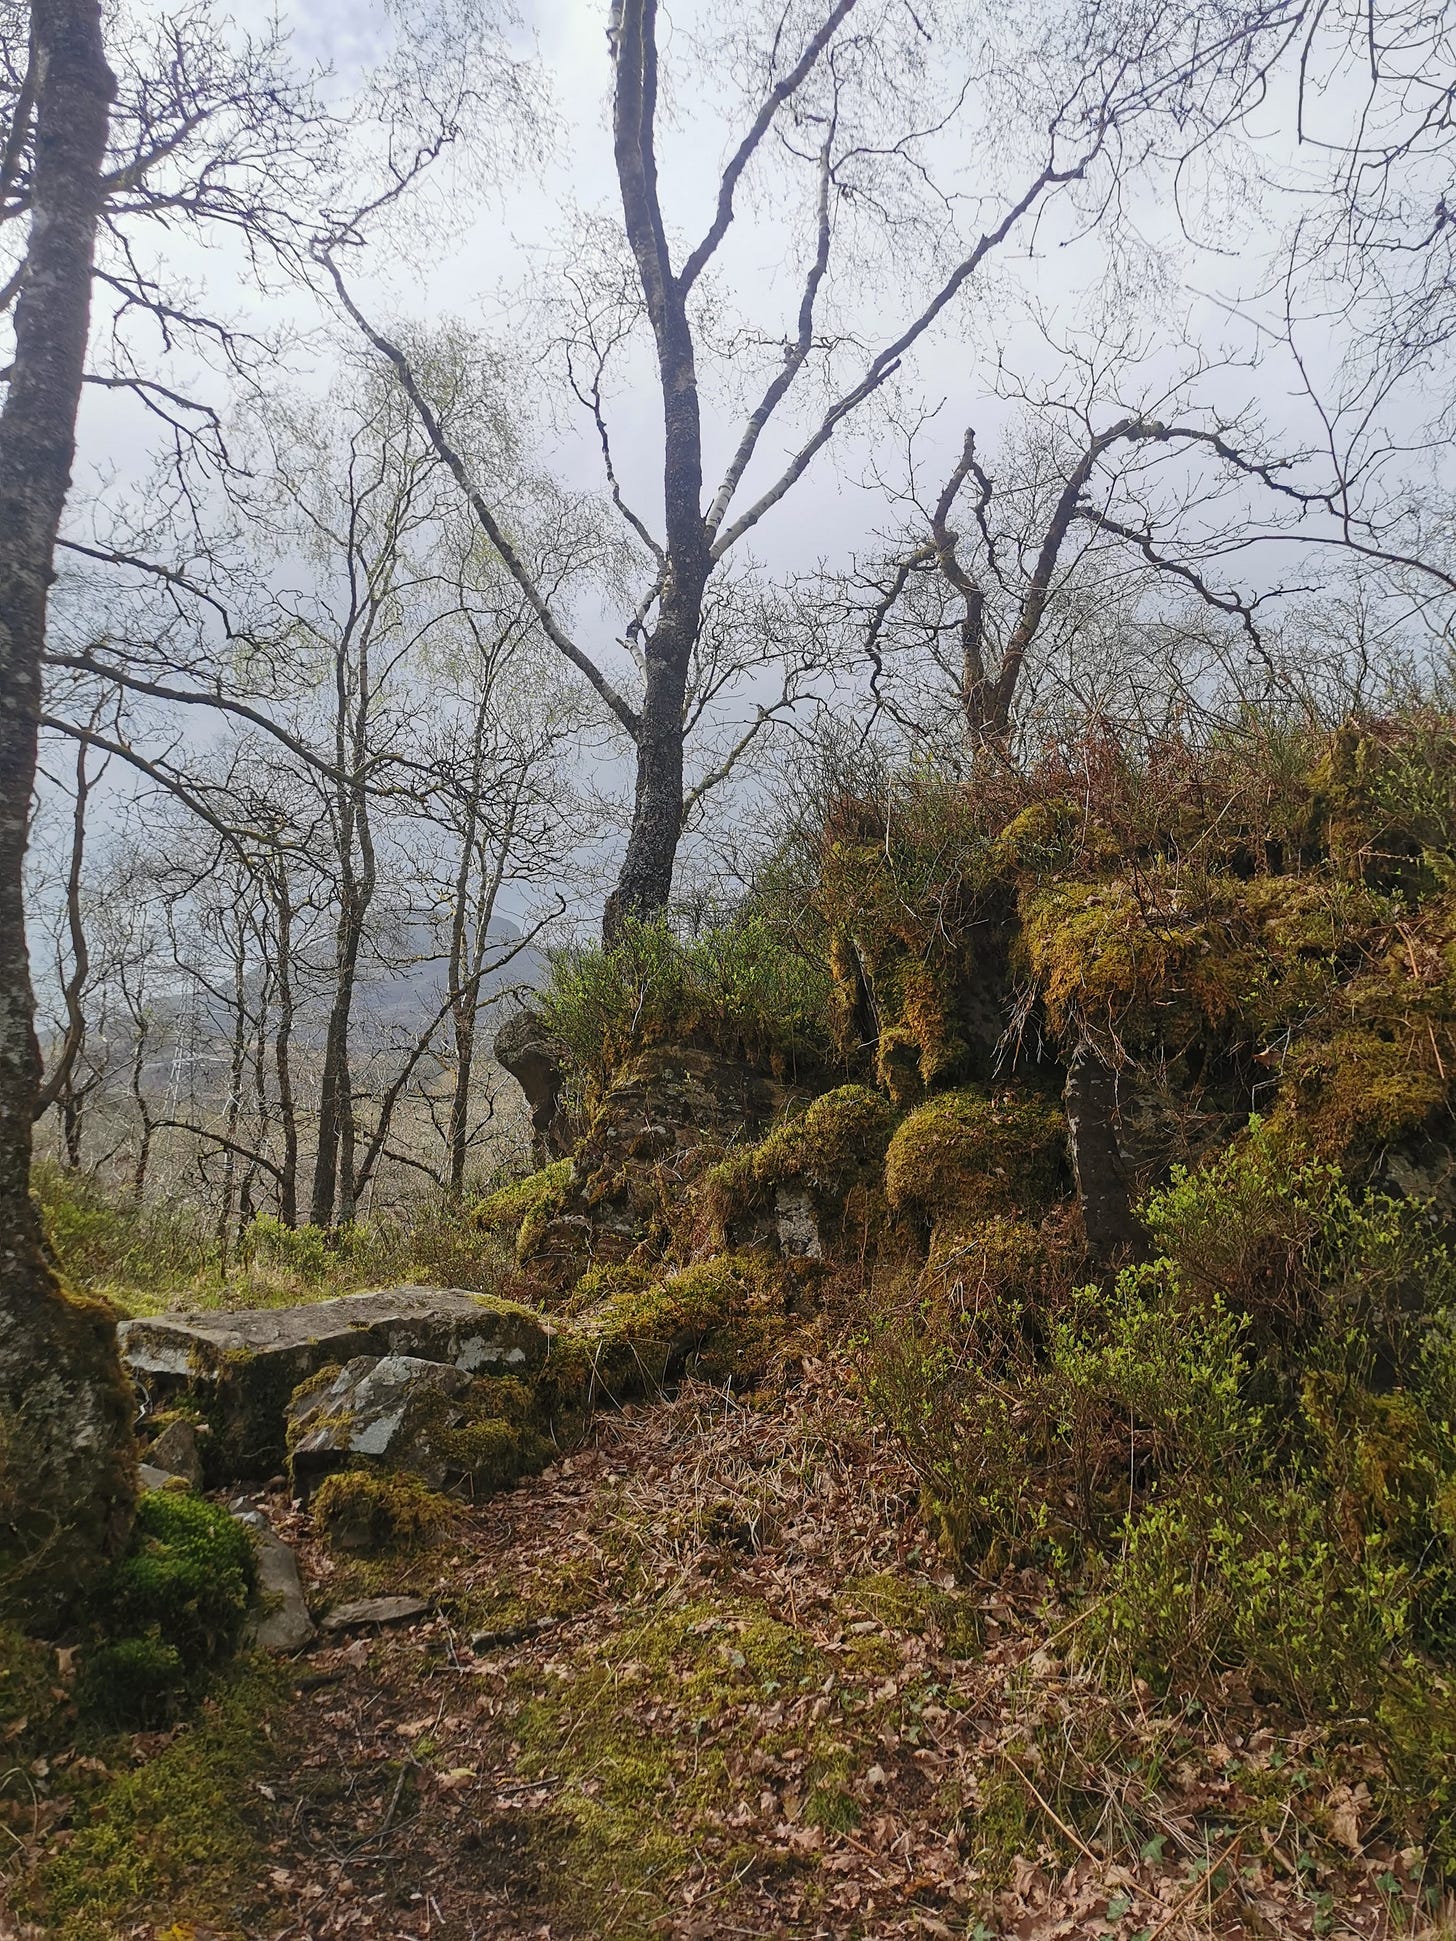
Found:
[119,1286,551,1479]
[235,1510,316,1653]
[143,1416,204,1489]
[286,1350,542,1503]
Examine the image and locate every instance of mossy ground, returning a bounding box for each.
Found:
[12,1659,285,1939]
[9,1372,1450,1940]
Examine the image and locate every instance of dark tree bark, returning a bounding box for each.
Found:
[0,0,135,1628]
[602,0,710,938]
[1063,1045,1143,1264]
[270,870,299,1228]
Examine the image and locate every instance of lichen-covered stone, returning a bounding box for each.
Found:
[287,1353,550,1503]
[236,1512,314,1652]
[120,1287,552,1481]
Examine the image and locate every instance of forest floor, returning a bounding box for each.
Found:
[7,1360,1452,1941]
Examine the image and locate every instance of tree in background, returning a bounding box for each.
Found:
[333,0,1292,936]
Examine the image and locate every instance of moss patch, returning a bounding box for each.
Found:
[574,1254,789,1399]
[703,1084,895,1245]
[312,1468,452,1554]
[884,1088,1069,1224]
[21,1659,282,1938]
[472,1159,573,1259]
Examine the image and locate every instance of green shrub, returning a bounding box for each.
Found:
[865,1121,1456,1848]
[34,1159,213,1293]
[539,915,832,1092]
[238,1212,332,1282]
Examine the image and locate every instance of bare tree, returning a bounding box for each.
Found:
[849,335,1332,749]
[328,0,1287,937]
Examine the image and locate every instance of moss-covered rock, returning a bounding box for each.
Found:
[0,1256,137,1630]
[312,1469,451,1554]
[703,1083,894,1249]
[818,782,1014,1091]
[921,1214,1062,1314]
[570,1255,789,1399]
[472,1158,573,1258]
[884,1088,1069,1224]
[120,1287,552,1481]
[287,1353,553,1502]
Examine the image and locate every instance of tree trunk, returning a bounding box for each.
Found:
[603,616,694,942]
[0,0,135,1629]
[271,879,298,1227]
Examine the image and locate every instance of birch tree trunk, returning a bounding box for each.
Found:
[0,0,135,1627]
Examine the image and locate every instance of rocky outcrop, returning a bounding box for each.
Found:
[517,1043,806,1289]
[119,1287,552,1479]
[495,1009,571,1162]
[286,1352,546,1502]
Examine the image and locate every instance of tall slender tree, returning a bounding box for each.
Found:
[0,0,135,1627]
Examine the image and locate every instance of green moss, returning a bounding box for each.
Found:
[577,1254,788,1398]
[79,1635,188,1729]
[503,1595,832,1928]
[89,1491,256,1691]
[704,1084,893,1231]
[884,1088,1068,1222]
[312,1469,450,1554]
[564,1257,654,1316]
[24,1660,282,1937]
[753,1085,893,1186]
[473,1159,573,1261]
[921,1214,1055,1310]
[1278,1024,1449,1164]
[804,1784,860,1832]
[990,797,1086,877]
[839,1570,982,1656]
[0,1622,69,1767]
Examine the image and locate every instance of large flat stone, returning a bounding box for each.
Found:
[119,1287,552,1480]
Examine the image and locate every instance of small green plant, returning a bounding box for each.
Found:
[238,1212,332,1283]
